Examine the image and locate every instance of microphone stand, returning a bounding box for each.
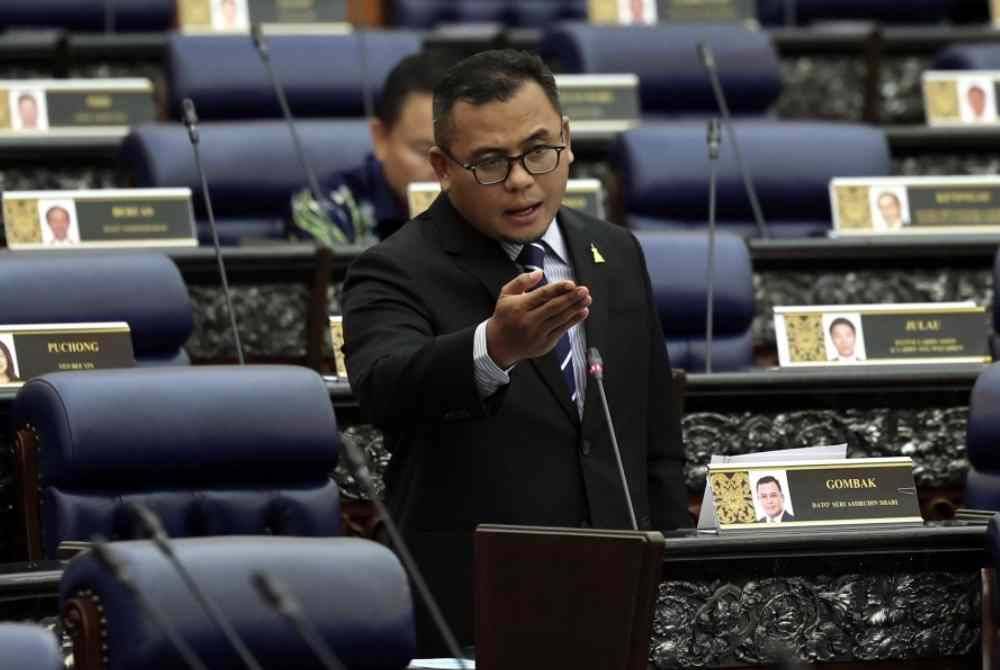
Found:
[182,97,245,365]
[705,118,720,374]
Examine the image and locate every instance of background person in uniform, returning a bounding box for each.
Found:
[828,317,863,362]
[44,206,79,246]
[17,93,40,130]
[291,52,445,246]
[755,475,794,523]
[0,340,17,384]
[876,191,908,229]
[342,49,689,654]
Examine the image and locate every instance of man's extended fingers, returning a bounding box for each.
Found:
[533,286,590,322]
[500,270,544,296]
[545,305,590,341]
[520,280,579,310]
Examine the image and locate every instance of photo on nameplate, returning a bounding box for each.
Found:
[822,312,866,363]
[869,187,910,231]
[617,0,657,24]
[9,88,48,131]
[959,77,997,124]
[751,471,795,524]
[212,0,250,31]
[0,333,21,386]
[37,199,81,247]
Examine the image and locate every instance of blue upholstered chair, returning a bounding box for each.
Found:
[615,121,891,238]
[0,0,172,31]
[0,623,63,670]
[539,23,781,117]
[390,0,586,27]
[61,537,415,670]
[12,365,341,561]
[0,253,192,366]
[635,231,753,372]
[934,44,1000,71]
[166,31,422,121]
[121,120,372,243]
[965,364,1000,510]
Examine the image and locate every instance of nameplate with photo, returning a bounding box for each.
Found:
[774,303,990,368]
[707,457,922,531]
[0,79,155,133]
[923,70,1000,127]
[588,0,755,24]
[0,322,135,388]
[407,179,606,220]
[177,0,348,32]
[830,176,1000,236]
[3,189,197,250]
[993,0,1000,28]
[554,75,640,133]
[328,316,347,378]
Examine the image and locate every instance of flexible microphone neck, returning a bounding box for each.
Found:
[89,537,210,670]
[356,30,375,120]
[586,348,639,530]
[704,119,720,374]
[128,504,263,670]
[340,438,469,668]
[182,97,245,365]
[696,42,770,239]
[251,572,347,670]
[250,24,328,213]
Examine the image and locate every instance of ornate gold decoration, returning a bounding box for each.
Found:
[3,199,41,245]
[834,185,873,230]
[784,312,826,363]
[923,79,960,123]
[177,0,212,28]
[0,90,10,130]
[709,471,755,524]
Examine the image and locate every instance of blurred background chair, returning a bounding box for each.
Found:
[12,365,341,560]
[965,363,1000,511]
[0,623,63,670]
[61,536,415,670]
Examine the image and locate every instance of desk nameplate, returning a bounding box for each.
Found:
[0,79,154,133]
[831,175,1000,235]
[774,302,990,368]
[178,0,348,32]
[587,0,756,24]
[708,457,923,531]
[0,322,135,388]
[555,74,640,131]
[407,179,606,220]
[3,188,197,250]
[924,70,1000,127]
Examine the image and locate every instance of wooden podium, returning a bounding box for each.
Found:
[474,525,665,670]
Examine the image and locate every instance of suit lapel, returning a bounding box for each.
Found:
[559,208,609,434]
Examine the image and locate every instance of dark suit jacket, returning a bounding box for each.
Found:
[342,194,689,651]
[757,511,795,523]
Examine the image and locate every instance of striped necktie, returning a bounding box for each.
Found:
[517,241,578,405]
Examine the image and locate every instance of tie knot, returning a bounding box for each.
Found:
[517,242,546,273]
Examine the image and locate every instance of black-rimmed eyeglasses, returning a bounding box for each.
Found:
[442,144,567,186]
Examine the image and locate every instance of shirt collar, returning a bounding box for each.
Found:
[500,218,567,264]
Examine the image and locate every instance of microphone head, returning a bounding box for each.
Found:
[696,42,716,70]
[181,98,199,128]
[250,22,267,54]
[341,436,373,482]
[587,347,604,379]
[707,118,721,153]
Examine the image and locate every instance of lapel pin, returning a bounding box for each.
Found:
[591,243,605,264]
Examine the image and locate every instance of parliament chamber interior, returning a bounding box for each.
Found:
[6,0,1000,668]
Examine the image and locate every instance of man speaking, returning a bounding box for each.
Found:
[342,50,689,653]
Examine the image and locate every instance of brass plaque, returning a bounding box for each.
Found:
[833,185,873,230]
[2,198,41,245]
[924,79,960,123]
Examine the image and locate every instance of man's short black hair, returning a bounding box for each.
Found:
[432,49,561,150]
[828,317,856,336]
[375,52,445,129]
[756,476,782,494]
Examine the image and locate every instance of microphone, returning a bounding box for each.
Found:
[251,572,347,670]
[339,438,469,668]
[704,118,720,373]
[182,97,245,365]
[88,537,209,670]
[356,30,375,120]
[128,503,264,670]
[586,348,639,531]
[696,42,770,239]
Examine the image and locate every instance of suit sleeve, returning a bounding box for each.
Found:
[342,245,502,428]
[629,233,692,531]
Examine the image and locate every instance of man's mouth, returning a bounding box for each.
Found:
[504,202,542,220]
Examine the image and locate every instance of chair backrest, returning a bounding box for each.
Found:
[121,120,372,243]
[759,0,955,25]
[167,31,423,121]
[12,365,341,560]
[615,121,891,238]
[0,253,192,365]
[391,0,586,27]
[934,43,1000,71]
[539,22,781,116]
[634,230,753,372]
[965,363,1000,509]
[0,0,171,31]
[0,623,63,670]
[61,536,415,670]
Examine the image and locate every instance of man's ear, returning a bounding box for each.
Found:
[429,146,451,190]
[370,118,388,162]
[562,116,574,166]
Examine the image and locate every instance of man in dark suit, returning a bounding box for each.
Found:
[342,49,689,654]
[755,475,794,523]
